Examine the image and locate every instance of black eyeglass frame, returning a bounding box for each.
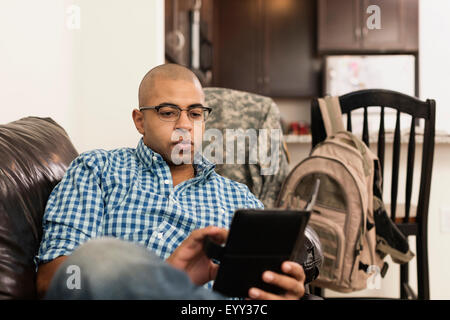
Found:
[139,103,212,122]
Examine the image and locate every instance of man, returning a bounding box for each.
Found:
[36,63,306,300]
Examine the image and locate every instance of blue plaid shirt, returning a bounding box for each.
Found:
[36,138,264,268]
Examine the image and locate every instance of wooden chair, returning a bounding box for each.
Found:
[310,89,435,300]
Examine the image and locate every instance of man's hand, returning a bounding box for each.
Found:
[166,226,228,286]
[248,261,306,300]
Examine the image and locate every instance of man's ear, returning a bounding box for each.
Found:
[132,109,145,135]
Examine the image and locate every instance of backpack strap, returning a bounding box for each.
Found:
[317,96,346,137]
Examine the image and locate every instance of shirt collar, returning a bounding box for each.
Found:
[193,151,216,179]
[135,138,216,178]
[135,138,164,169]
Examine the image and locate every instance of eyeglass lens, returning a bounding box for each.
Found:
[157,106,208,121]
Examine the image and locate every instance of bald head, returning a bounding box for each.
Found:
[138,64,202,107]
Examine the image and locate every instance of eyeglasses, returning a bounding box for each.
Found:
[139,103,212,122]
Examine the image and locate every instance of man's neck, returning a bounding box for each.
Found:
[169,164,195,187]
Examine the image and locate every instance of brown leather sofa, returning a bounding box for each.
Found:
[0,117,78,299]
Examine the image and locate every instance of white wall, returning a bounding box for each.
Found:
[418,0,450,299]
[0,0,165,152]
[71,0,165,152]
[420,0,450,135]
[0,1,74,133]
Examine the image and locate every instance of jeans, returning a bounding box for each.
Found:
[45,237,225,300]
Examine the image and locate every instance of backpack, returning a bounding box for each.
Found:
[276,96,391,292]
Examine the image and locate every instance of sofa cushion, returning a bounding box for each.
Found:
[0,117,78,299]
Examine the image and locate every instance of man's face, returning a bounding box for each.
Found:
[134,78,206,165]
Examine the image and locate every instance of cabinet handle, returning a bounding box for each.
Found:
[264,76,270,84]
[355,28,361,40]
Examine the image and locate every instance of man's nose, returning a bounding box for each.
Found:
[174,110,193,131]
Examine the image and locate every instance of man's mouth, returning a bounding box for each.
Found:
[173,139,193,151]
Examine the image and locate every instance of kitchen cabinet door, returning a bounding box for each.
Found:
[212,0,262,94]
[318,0,418,52]
[362,0,417,51]
[318,0,362,52]
[362,0,403,50]
[263,0,319,97]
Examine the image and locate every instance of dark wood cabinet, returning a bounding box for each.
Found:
[318,0,361,51]
[318,0,418,53]
[212,0,261,94]
[212,0,320,98]
[263,0,319,96]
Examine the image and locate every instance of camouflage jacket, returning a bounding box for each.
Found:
[203,87,290,208]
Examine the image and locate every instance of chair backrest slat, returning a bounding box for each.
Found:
[363,107,369,146]
[391,110,401,221]
[347,111,352,132]
[378,107,385,189]
[405,117,416,222]
[417,99,436,229]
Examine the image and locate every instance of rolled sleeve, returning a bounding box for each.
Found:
[35,152,106,266]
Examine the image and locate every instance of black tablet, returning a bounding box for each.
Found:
[204,180,320,298]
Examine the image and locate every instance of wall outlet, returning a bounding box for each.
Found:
[440,208,450,234]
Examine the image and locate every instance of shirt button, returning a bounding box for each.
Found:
[157,232,164,239]
[152,156,157,161]
[164,179,170,184]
